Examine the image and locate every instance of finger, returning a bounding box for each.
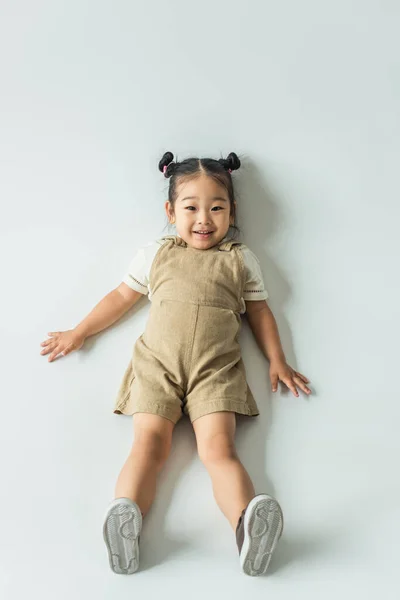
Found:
[295,371,310,383]
[47,332,60,337]
[48,346,62,362]
[62,344,74,356]
[270,373,279,392]
[41,339,58,352]
[293,376,311,395]
[41,339,53,347]
[41,342,56,355]
[283,378,299,397]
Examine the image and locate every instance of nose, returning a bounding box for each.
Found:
[196,209,212,225]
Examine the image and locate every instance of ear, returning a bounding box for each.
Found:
[165,201,175,224]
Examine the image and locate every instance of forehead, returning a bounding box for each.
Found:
[175,174,228,200]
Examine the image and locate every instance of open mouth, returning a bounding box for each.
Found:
[193,230,214,238]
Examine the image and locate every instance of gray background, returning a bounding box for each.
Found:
[0,1,399,598]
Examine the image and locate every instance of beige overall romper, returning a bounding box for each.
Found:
[113,235,260,424]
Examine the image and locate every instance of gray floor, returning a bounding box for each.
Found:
[1,1,399,598]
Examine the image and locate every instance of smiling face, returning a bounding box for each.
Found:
[165,173,236,249]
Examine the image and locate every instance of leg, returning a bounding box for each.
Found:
[193,411,283,576]
[115,413,175,516]
[193,411,255,530]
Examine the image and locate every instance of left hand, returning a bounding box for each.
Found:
[269,359,311,397]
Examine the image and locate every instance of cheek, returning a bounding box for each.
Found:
[177,211,193,224]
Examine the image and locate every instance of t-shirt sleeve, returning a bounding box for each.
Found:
[122,246,150,295]
[122,239,166,295]
[241,246,269,301]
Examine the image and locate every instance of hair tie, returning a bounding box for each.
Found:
[163,165,168,174]
[228,168,232,173]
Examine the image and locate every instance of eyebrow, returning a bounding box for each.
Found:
[179,196,228,202]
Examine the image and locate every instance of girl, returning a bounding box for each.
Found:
[40,151,311,577]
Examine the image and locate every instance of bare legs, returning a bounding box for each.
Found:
[114,411,255,530]
[192,412,255,530]
[114,413,175,516]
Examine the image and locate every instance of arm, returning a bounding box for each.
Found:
[245,299,286,363]
[41,283,144,362]
[245,299,311,397]
[74,283,144,338]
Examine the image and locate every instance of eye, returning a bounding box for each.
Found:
[184,206,224,211]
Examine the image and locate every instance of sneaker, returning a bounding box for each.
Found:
[236,493,284,576]
[103,497,143,574]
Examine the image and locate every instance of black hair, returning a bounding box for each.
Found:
[158,151,241,237]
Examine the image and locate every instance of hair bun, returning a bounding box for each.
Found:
[158,151,175,178]
[218,152,241,173]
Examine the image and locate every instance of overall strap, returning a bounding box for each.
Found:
[160,235,186,247]
[217,239,243,252]
[161,235,242,252]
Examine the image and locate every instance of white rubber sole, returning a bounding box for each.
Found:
[239,494,284,576]
[103,498,143,575]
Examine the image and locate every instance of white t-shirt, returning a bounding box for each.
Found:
[122,237,268,313]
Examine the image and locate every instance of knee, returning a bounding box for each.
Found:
[197,433,237,466]
[132,429,172,468]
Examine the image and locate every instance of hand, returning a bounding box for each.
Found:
[40,329,86,362]
[269,359,311,397]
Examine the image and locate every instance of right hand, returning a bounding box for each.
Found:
[40,329,86,362]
